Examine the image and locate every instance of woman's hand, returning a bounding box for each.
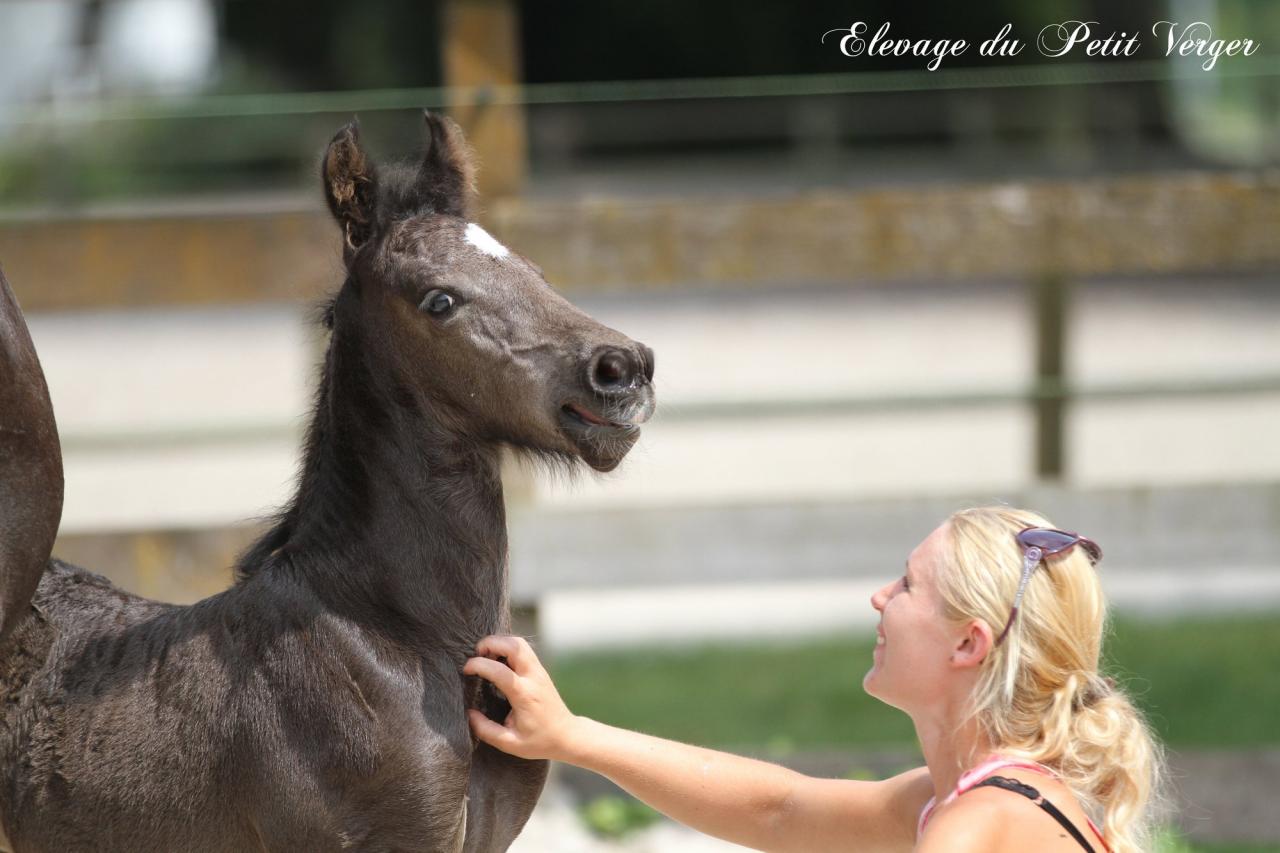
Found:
[463,635,579,761]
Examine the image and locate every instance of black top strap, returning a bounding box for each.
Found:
[970,775,1097,852]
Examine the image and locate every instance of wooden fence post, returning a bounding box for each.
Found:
[441,0,527,200]
[1033,272,1068,480]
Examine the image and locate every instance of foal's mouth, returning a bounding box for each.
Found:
[560,401,636,432]
[557,389,654,472]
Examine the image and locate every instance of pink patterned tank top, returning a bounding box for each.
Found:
[916,756,1110,851]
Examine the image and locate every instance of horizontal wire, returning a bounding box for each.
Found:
[5,56,1280,127]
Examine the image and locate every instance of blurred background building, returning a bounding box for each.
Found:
[1,1,1277,849]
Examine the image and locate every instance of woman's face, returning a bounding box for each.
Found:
[863,522,966,712]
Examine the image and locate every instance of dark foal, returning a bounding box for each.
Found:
[0,114,655,852]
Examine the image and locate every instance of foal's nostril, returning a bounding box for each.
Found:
[639,344,655,383]
[594,350,631,388]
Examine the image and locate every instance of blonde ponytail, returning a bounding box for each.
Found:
[940,507,1166,853]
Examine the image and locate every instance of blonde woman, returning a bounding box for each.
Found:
[465,507,1164,852]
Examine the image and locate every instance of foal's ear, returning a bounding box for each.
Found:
[412,111,476,218]
[322,121,379,257]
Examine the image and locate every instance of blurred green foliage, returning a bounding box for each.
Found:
[578,795,661,839]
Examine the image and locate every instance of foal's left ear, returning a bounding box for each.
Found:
[411,111,476,218]
[322,121,379,258]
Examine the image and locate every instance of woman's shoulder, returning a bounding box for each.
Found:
[916,768,1100,853]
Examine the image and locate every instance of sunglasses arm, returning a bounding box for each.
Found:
[994,545,1043,646]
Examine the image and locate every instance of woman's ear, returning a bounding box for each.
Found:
[952,619,994,669]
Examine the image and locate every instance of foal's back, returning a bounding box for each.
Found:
[0,561,473,852]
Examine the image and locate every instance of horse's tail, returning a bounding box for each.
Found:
[0,266,63,645]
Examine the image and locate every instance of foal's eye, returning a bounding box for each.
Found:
[420,290,457,316]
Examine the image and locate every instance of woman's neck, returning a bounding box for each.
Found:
[912,702,995,802]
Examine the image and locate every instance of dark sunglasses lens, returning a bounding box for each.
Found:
[1017,528,1080,554]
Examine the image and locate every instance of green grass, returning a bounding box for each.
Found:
[550,613,1280,752]
[554,632,913,752]
[1154,824,1279,853]
[1102,614,1280,748]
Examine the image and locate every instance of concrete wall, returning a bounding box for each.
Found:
[52,481,1280,610]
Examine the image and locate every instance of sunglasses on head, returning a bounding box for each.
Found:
[994,527,1103,646]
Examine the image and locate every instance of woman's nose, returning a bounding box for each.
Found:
[871,582,891,612]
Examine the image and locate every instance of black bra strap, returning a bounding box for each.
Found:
[970,776,1097,852]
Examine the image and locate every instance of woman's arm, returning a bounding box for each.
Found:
[464,635,930,853]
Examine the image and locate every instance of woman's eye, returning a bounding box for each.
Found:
[421,290,456,316]
[901,575,910,591]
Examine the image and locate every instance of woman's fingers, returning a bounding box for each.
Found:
[475,634,541,675]
[463,655,520,695]
[467,709,519,752]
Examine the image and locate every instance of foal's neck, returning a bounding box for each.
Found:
[274,321,510,645]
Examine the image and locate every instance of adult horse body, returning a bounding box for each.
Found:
[0,114,655,852]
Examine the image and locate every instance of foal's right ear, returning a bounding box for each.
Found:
[413,111,476,218]
[322,121,379,258]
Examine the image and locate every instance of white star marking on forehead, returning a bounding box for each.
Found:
[463,223,510,259]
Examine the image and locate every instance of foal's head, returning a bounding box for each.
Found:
[320,113,655,472]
